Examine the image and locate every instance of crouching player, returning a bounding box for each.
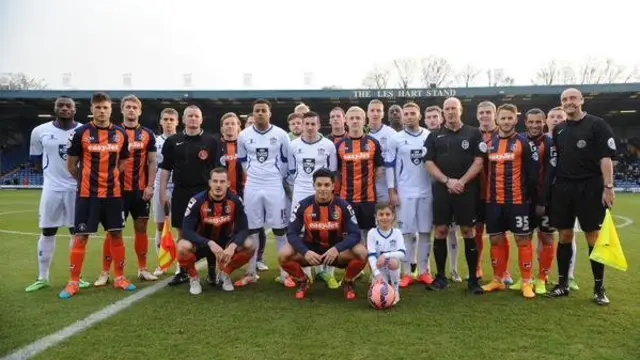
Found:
[279,168,368,300]
[367,202,406,305]
[177,167,254,295]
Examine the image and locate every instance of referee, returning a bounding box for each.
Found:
[159,105,221,286]
[543,88,616,305]
[424,97,486,294]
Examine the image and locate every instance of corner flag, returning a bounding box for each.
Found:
[158,205,176,271]
[590,210,628,271]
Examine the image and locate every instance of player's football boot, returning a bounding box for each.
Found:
[481,279,506,292]
[317,271,341,289]
[113,276,136,292]
[59,281,80,299]
[234,273,259,287]
[189,277,202,295]
[295,278,310,300]
[468,280,484,295]
[26,279,50,292]
[503,271,513,286]
[343,281,356,301]
[94,272,110,287]
[450,271,463,283]
[152,266,165,277]
[79,279,91,289]
[399,274,415,288]
[256,261,269,271]
[427,276,448,291]
[546,284,570,298]
[521,282,535,299]
[568,278,580,291]
[417,272,434,286]
[168,272,189,286]
[509,278,523,290]
[138,269,158,281]
[593,288,610,306]
[218,273,235,292]
[534,279,547,295]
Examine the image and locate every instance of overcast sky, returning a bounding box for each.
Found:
[1,0,638,90]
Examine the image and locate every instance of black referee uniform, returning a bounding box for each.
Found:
[545,113,616,301]
[423,124,486,292]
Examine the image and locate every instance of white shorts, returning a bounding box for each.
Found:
[376,182,389,203]
[397,197,432,234]
[244,185,288,230]
[39,190,75,229]
[153,186,173,224]
[291,190,314,217]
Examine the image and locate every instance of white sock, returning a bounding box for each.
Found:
[314,265,325,273]
[325,266,335,276]
[154,230,162,256]
[402,234,415,275]
[246,233,260,276]
[37,235,56,281]
[275,233,288,279]
[447,227,459,274]
[389,267,401,294]
[417,232,431,275]
[69,234,74,249]
[569,235,577,279]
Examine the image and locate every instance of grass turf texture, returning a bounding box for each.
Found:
[0,190,639,360]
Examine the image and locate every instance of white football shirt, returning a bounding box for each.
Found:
[385,127,432,199]
[238,124,290,188]
[369,124,397,192]
[366,227,407,269]
[288,136,337,196]
[154,134,174,189]
[29,121,82,191]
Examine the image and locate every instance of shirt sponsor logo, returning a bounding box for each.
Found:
[203,215,232,226]
[307,221,340,230]
[488,152,515,161]
[87,143,120,152]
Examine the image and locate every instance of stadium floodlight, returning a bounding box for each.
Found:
[620,110,637,114]
[38,114,52,118]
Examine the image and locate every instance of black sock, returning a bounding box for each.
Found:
[588,246,605,291]
[463,237,478,282]
[410,263,417,273]
[433,238,447,278]
[205,253,217,277]
[178,267,187,276]
[557,243,573,287]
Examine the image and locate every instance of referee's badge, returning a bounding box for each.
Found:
[198,149,209,160]
[576,140,586,149]
[607,138,616,150]
[478,142,488,153]
[461,140,469,150]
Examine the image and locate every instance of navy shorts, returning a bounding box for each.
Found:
[75,197,124,234]
[485,203,532,236]
[123,191,150,221]
[530,204,555,234]
[350,202,376,230]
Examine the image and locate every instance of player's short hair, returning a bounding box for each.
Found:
[287,113,302,122]
[121,94,142,109]
[346,106,366,116]
[477,101,496,111]
[312,168,336,183]
[221,112,240,125]
[549,106,565,113]
[183,105,202,118]
[294,102,309,112]
[368,99,384,108]
[525,108,546,118]
[302,111,320,120]
[209,167,228,178]
[160,108,179,119]
[424,105,442,114]
[403,102,420,111]
[253,98,271,109]
[375,202,393,213]
[91,92,111,104]
[330,107,345,115]
[497,103,518,115]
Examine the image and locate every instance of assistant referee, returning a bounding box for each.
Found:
[159,105,221,286]
[542,88,616,305]
[424,97,486,294]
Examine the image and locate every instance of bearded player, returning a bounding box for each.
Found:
[279,168,367,300]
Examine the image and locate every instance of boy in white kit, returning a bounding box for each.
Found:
[367,202,406,305]
[386,102,434,288]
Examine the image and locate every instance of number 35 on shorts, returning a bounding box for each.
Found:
[515,215,530,232]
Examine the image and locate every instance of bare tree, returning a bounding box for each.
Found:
[574,58,638,84]
[361,66,391,89]
[486,68,514,86]
[578,58,601,84]
[392,58,417,89]
[456,64,482,87]
[533,60,562,85]
[0,73,47,90]
[419,56,454,87]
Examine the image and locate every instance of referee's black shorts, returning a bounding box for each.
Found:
[549,177,606,233]
[432,183,478,228]
[171,186,208,229]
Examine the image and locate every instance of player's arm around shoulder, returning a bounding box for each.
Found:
[286,198,310,255]
[117,127,130,172]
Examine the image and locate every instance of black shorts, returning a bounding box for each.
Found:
[530,204,555,234]
[475,195,486,224]
[486,203,532,236]
[123,191,150,221]
[75,197,124,234]
[549,177,605,233]
[432,183,478,227]
[171,186,207,229]
[350,202,376,230]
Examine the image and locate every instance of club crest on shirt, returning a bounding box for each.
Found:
[58,144,68,160]
[461,140,469,150]
[410,149,422,165]
[302,158,315,174]
[256,148,268,163]
[198,149,209,160]
[112,134,120,143]
[390,239,397,250]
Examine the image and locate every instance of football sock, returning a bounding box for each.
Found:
[245,233,259,276]
[518,241,533,282]
[588,246,604,291]
[102,233,112,272]
[557,242,572,287]
[502,239,512,278]
[154,231,162,255]
[178,252,198,278]
[417,232,431,274]
[134,232,148,270]
[110,233,126,278]
[463,237,479,281]
[345,259,366,282]
[402,234,414,275]
[275,233,288,279]
[447,228,459,274]
[389,268,401,293]
[205,250,217,277]
[410,263,417,273]
[490,241,504,280]
[433,238,447,277]
[222,249,253,275]
[68,234,74,249]
[37,234,56,281]
[475,225,484,273]
[314,265,325,274]
[257,228,266,262]
[569,236,577,279]
[69,236,87,282]
[539,242,555,280]
[325,266,335,276]
[281,261,305,281]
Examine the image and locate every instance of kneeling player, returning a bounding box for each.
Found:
[177,168,254,295]
[367,202,406,305]
[279,168,368,300]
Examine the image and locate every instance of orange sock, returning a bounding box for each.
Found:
[178,252,198,278]
[539,243,555,280]
[134,232,148,270]
[222,249,253,275]
[345,259,366,282]
[475,226,484,272]
[502,239,512,278]
[490,243,504,279]
[518,242,534,281]
[102,233,112,272]
[281,261,306,281]
[70,236,87,282]
[110,233,126,278]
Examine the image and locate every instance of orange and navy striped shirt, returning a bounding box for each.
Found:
[181,190,249,247]
[336,135,383,203]
[485,133,538,205]
[67,122,129,198]
[221,139,246,197]
[327,133,346,145]
[526,133,554,205]
[121,125,156,192]
[287,196,361,253]
[479,128,496,200]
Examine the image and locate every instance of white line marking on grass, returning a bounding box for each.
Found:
[1,261,207,360]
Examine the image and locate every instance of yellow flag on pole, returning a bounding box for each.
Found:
[589,210,628,271]
[158,205,176,271]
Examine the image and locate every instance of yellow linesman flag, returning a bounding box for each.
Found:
[158,206,177,271]
[590,210,628,271]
